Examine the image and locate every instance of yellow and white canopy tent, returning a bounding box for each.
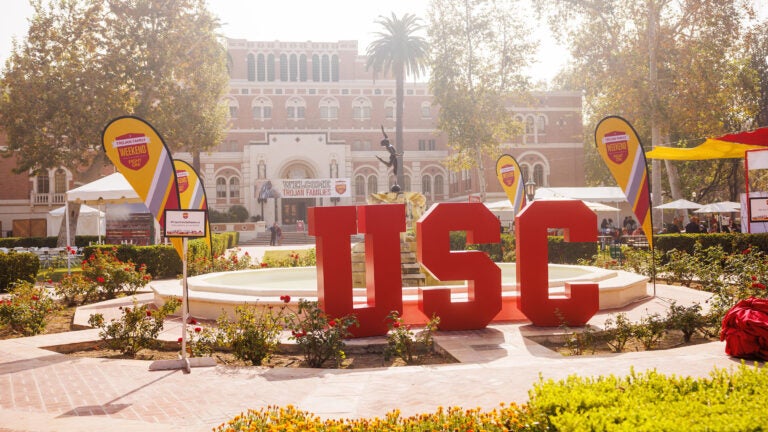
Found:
[646,127,768,233]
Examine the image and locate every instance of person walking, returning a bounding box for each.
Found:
[269,222,279,246]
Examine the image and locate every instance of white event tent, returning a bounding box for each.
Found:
[47,204,105,237]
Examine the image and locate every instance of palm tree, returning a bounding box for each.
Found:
[366,13,429,190]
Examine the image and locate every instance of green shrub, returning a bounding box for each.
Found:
[88,297,180,357]
[80,247,151,300]
[0,280,60,336]
[286,299,358,368]
[633,311,666,349]
[0,251,40,292]
[665,301,706,343]
[216,300,290,365]
[603,312,634,352]
[525,364,768,431]
[384,311,440,364]
[54,273,98,306]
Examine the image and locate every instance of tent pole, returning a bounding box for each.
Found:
[65,201,71,274]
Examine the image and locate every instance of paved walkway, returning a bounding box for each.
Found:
[0,282,745,432]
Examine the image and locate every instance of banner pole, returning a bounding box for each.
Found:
[181,236,190,373]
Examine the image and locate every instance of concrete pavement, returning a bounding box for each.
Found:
[0,283,745,432]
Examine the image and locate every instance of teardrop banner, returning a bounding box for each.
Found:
[495,154,526,214]
[594,115,653,249]
[171,159,211,259]
[101,116,180,230]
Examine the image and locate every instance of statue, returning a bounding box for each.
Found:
[375,126,402,192]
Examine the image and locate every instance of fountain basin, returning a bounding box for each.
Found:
[152,263,649,323]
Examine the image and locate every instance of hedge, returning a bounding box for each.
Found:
[0,236,100,249]
[79,232,237,279]
[0,251,40,292]
[450,231,596,264]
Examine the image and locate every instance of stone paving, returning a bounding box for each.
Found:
[0,279,747,432]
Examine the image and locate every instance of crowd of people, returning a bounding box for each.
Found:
[664,215,739,234]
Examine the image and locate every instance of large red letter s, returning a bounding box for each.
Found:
[417,203,501,330]
[516,200,599,326]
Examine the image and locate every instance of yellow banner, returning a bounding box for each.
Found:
[495,154,526,215]
[171,160,212,259]
[594,116,653,248]
[101,116,179,230]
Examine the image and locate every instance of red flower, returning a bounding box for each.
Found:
[244,252,250,256]
[328,319,336,327]
[189,318,198,325]
[752,282,766,290]
[177,337,183,343]
[260,262,268,268]
[97,276,105,284]
[70,249,76,255]
[124,307,131,313]
[742,248,751,255]
[194,327,202,333]
[752,275,758,281]
[280,295,291,303]
[46,279,53,284]
[146,310,152,317]
[393,322,400,328]
[143,275,151,281]
[31,295,39,301]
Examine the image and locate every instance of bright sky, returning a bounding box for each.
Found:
[0,0,567,83]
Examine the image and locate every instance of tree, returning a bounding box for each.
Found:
[428,0,535,201]
[0,0,229,177]
[536,0,760,213]
[366,12,430,190]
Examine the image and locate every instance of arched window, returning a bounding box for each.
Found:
[37,172,50,194]
[257,54,266,81]
[434,175,444,196]
[321,54,330,82]
[385,98,396,120]
[331,55,339,81]
[228,99,238,118]
[216,177,227,198]
[525,116,535,134]
[355,175,365,196]
[299,54,307,81]
[267,54,275,81]
[367,175,378,194]
[289,54,298,81]
[279,54,288,81]
[403,175,411,192]
[312,54,320,81]
[252,97,273,120]
[537,115,547,133]
[319,97,338,120]
[422,175,432,197]
[54,169,67,194]
[352,97,371,120]
[229,177,240,198]
[246,53,255,81]
[522,165,531,183]
[286,97,306,120]
[533,164,545,187]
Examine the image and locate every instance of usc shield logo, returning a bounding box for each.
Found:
[113,133,150,170]
[177,170,189,193]
[335,180,347,195]
[499,164,516,187]
[602,131,630,164]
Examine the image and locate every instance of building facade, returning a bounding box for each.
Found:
[182,38,585,227]
[0,37,584,236]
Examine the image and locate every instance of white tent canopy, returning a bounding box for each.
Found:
[534,187,626,203]
[47,204,105,237]
[655,199,702,210]
[66,172,141,204]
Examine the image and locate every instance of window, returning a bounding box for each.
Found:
[418,140,425,151]
[286,97,306,120]
[319,97,339,120]
[321,55,330,82]
[37,172,50,194]
[385,98,395,120]
[228,99,238,118]
[533,164,545,187]
[355,175,365,196]
[421,102,431,118]
[422,175,432,196]
[267,54,275,81]
[257,54,266,81]
[367,175,378,194]
[525,116,535,134]
[403,175,411,192]
[428,139,436,150]
[280,54,288,81]
[331,55,339,81]
[229,177,240,198]
[54,169,67,194]
[247,53,255,81]
[537,115,547,133]
[352,97,371,120]
[252,97,272,120]
[299,54,307,81]
[312,54,320,81]
[289,54,298,81]
[434,175,444,196]
[216,177,227,198]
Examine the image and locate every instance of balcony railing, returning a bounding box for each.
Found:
[31,192,66,205]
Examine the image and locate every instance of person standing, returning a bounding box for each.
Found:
[269,222,278,246]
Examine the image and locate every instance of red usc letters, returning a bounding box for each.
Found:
[516,200,599,326]
[417,203,501,330]
[309,200,600,336]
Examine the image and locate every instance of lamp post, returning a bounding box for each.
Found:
[525,180,537,203]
